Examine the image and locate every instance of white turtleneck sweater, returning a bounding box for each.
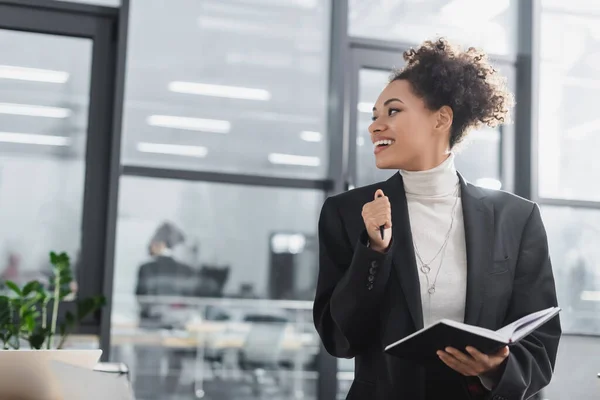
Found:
[399,154,467,329]
[399,161,496,390]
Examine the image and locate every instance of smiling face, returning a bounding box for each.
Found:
[369,79,452,171]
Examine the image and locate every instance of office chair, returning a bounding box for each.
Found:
[238,321,288,397]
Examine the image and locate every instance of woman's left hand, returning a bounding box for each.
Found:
[437,346,509,377]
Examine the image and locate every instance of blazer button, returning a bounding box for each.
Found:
[369,266,377,275]
[368,275,375,282]
[367,283,374,290]
[371,261,378,268]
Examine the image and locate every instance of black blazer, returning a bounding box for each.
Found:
[313,172,561,400]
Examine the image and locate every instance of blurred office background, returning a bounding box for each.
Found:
[0,0,598,399]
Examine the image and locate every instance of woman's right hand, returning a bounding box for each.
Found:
[361,189,392,252]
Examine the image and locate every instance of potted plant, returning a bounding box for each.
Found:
[0,252,105,350]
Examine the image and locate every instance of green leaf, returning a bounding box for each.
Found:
[22,281,42,297]
[10,297,21,309]
[0,297,11,328]
[50,252,70,269]
[49,251,59,265]
[58,288,72,300]
[21,297,39,313]
[34,283,47,295]
[23,313,36,333]
[0,295,10,310]
[77,296,105,320]
[28,330,48,349]
[34,292,47,305]
[3,280,21,296]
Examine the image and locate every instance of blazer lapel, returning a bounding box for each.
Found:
[386,173,424,331]
[459,174,494,326]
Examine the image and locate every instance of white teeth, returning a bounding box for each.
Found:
[374,139,394,147]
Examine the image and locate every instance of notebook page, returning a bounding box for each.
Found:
[495,307,558,339]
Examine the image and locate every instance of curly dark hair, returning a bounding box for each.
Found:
[391,38,514,148]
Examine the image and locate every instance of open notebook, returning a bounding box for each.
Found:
[385,307,560,362]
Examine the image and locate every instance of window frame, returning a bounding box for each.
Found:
[0,0,120,340]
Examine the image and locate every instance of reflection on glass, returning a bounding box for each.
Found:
[0,29,91,292]
[538,2,600,201]
[121,0,331,179]
[348,0,518,56]
[110,177,322,399]
[355,68,501,187]
[541,206,600,335]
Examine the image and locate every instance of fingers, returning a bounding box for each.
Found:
[362,193,391,229]
[467,346,509,364]
[443,348,479,376]
[437,350,477,376]
[363,189,392,249]
[361,209,390,228]
[488,346,510,366]
[439,346,510,377]
[497,346,510,357]
[445,347,474,364]
[465,346,489,363]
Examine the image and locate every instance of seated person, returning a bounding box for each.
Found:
[135,222,197,324]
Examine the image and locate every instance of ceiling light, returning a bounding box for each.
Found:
[0,65,69,83]
[169,81,271,101]
[147,115,230,133]
[0,103,71,118]
[357,102,373,113]
[241,111,317,124]
[300,131,322,142]
[0,132,70,146]
[475,178,502,190]
[268,153,320,167]
[137,142,208,158]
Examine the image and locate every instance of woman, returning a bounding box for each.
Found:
[313,38,561,399]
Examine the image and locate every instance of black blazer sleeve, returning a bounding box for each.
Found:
[313,197,395,358]
[489,204,561,400]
